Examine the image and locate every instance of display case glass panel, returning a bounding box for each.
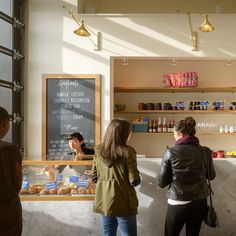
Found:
[20,160,95,201]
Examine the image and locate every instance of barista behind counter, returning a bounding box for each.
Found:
[57,132,95,174]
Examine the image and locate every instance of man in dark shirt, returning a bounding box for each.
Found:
[0,106,22,236]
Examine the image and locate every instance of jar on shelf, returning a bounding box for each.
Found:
[219,126,224,133]
[229,125,234,133]
[147,102,154,110]
[154,102,162,110]
[138,102,144,110]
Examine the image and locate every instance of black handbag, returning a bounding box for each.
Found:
[204,180,219,227]
[203,148,219,228]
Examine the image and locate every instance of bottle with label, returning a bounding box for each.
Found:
[157,117,162,133]
[162,117,167,133]
[152,120,157,133]
[166,121,171,133]
[220,100,225,110]
[148,120,153,133]
[171,120,175,132]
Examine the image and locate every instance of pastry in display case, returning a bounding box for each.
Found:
[20,160,96,201]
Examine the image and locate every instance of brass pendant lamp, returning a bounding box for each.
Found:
[199,14,215,32]
[187,12,215,51]
[74,20,91,37]
[63,6,101,51]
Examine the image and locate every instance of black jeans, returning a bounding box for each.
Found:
[165,198,208,236]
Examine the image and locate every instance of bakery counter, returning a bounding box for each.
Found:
[22,158,236,236]
[20,195,94,201]
[20,160,95,201]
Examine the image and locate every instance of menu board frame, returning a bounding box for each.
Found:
[42,74,101,160]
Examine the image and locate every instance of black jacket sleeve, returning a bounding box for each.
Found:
[157,148,173,188]
[204,147,216,180]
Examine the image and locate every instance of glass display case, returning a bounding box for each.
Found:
[20,160,95,201]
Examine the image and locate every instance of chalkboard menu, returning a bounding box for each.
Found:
[42,74,100,160]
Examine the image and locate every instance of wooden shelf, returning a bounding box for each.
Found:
[114,87,236,93]
[132,132,171,135]
[199,132,236,135]
[114,84,236,157]
[131,132,236,135]
[115,110,236,114]
[22,160,93,166]
[20,195,95,201]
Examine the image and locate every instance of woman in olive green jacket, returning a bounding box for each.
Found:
[92,118,141,236]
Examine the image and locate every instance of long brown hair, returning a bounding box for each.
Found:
[101,118,131,164]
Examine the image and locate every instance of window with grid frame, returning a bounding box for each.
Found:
[0,0,24,148]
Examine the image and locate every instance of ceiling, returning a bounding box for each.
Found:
[77,0,236,14]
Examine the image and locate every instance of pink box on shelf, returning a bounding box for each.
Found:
[163,72,198,88]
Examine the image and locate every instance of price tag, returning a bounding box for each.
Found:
[70,175,79,183]
[56,174,63,182]
[21,180,29,189]
[77,181,89,188]
[46,181,57,190]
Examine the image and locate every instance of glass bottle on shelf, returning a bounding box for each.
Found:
[152,120,157,133]
[167,121,172,133]
[171,120,175,132]
[219,125,224,133]
[229,125,234,133]
[148,120,153,133]
[157,117,162,133]
[162,117,167,133]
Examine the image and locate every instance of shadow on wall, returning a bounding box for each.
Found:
[22,210,100,236]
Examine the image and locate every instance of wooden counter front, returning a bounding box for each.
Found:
[20,195,95,201]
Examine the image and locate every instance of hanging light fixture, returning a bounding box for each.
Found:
[226,59,232,66]
[186,12,215,51]
[64,6,101,51]
[74,20,91,36]
[171,59,177,66]
[122,58,128,66]
[187,12,198,51]
[199,14,215,32]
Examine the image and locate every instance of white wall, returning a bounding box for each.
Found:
[26,0,236,158]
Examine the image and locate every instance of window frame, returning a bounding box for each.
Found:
[0,0,24,148]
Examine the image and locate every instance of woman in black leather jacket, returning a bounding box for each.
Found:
[157,117,216,236]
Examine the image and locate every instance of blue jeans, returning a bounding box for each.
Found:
[101,215,137,236]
